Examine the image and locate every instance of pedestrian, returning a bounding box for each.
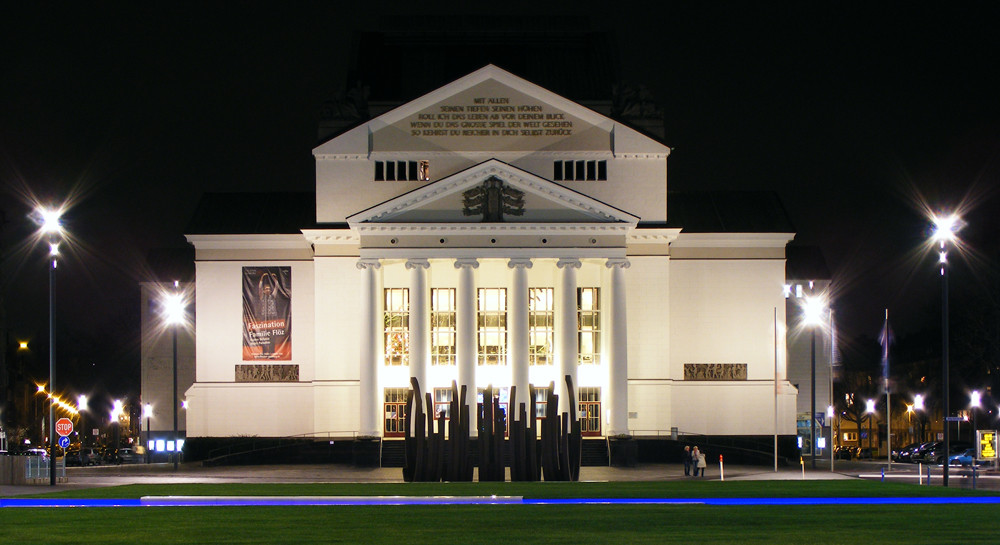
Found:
[696,449,707,477]
[690,446,700,477]
[683,446,691,476]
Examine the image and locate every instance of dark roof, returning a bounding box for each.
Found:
[144,247,195,283]
[785,245,832,281]
[665,191,796,233]
[186,192,316,235]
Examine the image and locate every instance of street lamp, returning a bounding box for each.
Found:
[143,403,153,464]
[162,281,186,471]
[970,390,981,441]
[802,294,826,470]
[110,399,123,458]
[77,395,88,449]
[865,399,876,452]
[36,206,63,486]
[931,212,960,487]
[913,394,926,442]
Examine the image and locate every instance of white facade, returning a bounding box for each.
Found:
[185,66,798,440]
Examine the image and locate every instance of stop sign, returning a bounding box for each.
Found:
[55,417,74,437]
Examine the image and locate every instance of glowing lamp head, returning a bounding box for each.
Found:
[111,399,124,421]
[163,291,186,325]
[18,341,29,350]
[801,295,827,327]
[77,394,88,412]
[143,403,154,419]
[866,399,876,414]
[913,394,925,411]
[971,390,982,408]
[38,207,64,235]
[931,213,960,246]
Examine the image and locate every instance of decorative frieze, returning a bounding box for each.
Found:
[235,364,300,382]
[683,363,747,381]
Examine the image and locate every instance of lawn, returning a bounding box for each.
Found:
[2,481,995,544]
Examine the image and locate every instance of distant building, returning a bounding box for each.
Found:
[183,66,800,462]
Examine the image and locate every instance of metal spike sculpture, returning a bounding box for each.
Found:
[462,176,525,222]
[402,375,580,482]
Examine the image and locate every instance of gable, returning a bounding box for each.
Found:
[347,159,638,226]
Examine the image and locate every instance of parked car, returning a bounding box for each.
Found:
[923,442,971,464]
[81,447,102,466]
[892,442,922,462]
[835,446,855,460]
[115,447,141,464]
[909,441,941,463]
[23,448,48,458]
[947,448,987,467]
[856,447,873,460]
[65,449,84,466]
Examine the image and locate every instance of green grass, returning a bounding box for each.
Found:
[3,481,997,544]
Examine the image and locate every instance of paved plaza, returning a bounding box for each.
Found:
[7,459,994,498]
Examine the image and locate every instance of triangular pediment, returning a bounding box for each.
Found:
[346,159,639,225]
[314,65,669,156]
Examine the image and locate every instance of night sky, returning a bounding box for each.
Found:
[2,3,998,401]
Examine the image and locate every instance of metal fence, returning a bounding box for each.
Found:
[23,456,65,480]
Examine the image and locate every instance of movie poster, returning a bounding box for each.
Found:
[242,266,291,360]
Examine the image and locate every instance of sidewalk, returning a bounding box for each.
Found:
[1,462,857,497]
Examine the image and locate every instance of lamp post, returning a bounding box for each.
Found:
[802,295,826,470]
[163,281,185,471]
[914,394,925,442]
[143,403,153,464]
[77,395,88,449]
[865,399,876,452]
[37,206,62,486]
[931,213,959,487]
[110,399,123,461]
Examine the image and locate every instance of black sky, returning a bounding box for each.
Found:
[2,3,999,399]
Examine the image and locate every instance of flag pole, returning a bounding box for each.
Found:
[885,309,892,472]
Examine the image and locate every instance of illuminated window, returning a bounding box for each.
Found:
[431,288,456,366]
[384,388,408,437]
[155,439,165,452]
[528,288,554,366]
[147,440,155,451]
[477,288,507,366]
[433,388,453,419]
[418,160,430,181]
[578,387,601,435]
[384,288,409,366]
[534,386,550,419]
[578,287,601,365]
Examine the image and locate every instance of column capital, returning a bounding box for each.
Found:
[507,258,533,270]
[605,257,631,270]
[405,258,431,270]
[454,258,480,270]
[356,258,381,270]
[556,257,582,270]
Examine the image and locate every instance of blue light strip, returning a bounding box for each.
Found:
[4,496,1000,508]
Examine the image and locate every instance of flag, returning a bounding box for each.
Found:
[878,310,894,392]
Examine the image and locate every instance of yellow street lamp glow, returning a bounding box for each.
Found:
[19,341,29,350]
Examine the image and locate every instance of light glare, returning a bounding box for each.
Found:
[931,213,960,244]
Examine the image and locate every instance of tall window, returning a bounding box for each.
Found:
[374,160,430,181]
[384,388,408,437]
[431,288,456,365]
[534,386,550,419]
[384,288,409,366]
[578,387,601,435]
[578,287,601,365]
[528,288,554,365]
[477,288,507,365]
[433,388,453,420]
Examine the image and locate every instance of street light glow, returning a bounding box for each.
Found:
[931,213,960,245]
[144,403,154,419]
[111,399,124,422]
[801,295,827,327]
[914,394,925,411]
[163,291,186,326]
[77,394,88,412]
[866,399,876,414]
[970,390,981,409]
[37,206,64,235]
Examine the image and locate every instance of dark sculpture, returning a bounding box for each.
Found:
[402,375,580,482]
[462,177,525,222]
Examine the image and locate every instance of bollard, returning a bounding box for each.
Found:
[719,454,725,482]
[972,466,977,490]
[800,456,805,480]
[881,466,885,483]
[918,463,923,485]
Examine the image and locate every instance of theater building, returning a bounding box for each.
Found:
[184,65,799,450]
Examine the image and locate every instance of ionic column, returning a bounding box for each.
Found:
[508,258,532,410]
[356,258,382,437]
[454,258,480,436]
[406,258,430,393]
[606,257,630,436]
[556,258,581,414]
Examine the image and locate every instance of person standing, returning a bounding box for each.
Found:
[682,446,692,476]
[690,446,701,477]
[696,449,707,477]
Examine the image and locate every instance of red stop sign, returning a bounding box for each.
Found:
[55,417,74,437]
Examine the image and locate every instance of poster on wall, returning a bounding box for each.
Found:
[242,266,291,360]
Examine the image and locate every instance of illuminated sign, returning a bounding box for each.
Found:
[978,430,997,460]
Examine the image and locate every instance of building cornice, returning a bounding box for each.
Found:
[669,232,795,249]
[185,234,310,251]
